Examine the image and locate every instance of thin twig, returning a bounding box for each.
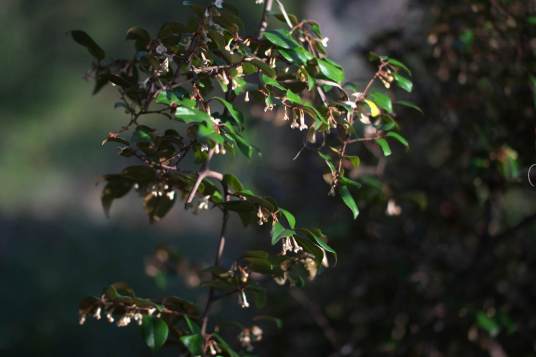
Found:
[257,0,274,40]
[200,181,230,350]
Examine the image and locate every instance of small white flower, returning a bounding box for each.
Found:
[214,0,224,8]
[117,316,131,327]
[198,195,210,211]
[256,0,264,4]
[321,37,330,47]
[238,290,250,308]
[244,91,250,102]
[201,144,209,152]
[298,110,308,131]
[79,315,87,325]
[224,39,234,54]
[93,307,102,320]
[386,199,402,216]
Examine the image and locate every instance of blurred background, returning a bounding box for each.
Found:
[1,0,536,356]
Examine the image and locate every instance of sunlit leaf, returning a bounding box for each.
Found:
[279,208,296,229]
[339,185,359,219]
[369,91,393,114]
[394,73,413,93]
[317,58,345,83]
[386,131,409,148]
[375,138,392,157]
[364,99,381,117]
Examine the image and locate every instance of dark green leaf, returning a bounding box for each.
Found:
[212,97,243,127]
[213,334,240,357]
[101,176,133,217]
[262,74,286,91]
[126,26,150,50]
[248,58,276,78]
[180,334,203,355]
[263,29,298,49]
[144,191,176,223]
[396,100,423,114]
[142,316,169,352]
[70,30,105,60]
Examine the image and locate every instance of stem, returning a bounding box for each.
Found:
[257,0,274,39]
[200,181,230,352]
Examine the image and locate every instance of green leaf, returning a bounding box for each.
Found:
[339,185,359,219]
[394,73,413,93]
[142,316,169,352]
[233,133,255,158]
[346,155,360,169]
[180,334,203,355]
[263,29,298,49]
[279,208,296,229]
[101,176,133,217]
[285,89,304,105]
[318,151,336,174]
[213,334,240,357]
[386,131,409,148]
[175,107,212,123]
[126,26,150,50]
[386,57,412,76]
[248,58,276,78]
[476,312,500,337]
[396,100,423,114]
[70,30,105,60]
[375,138,392,157]
[271,222,294,245]
[212,97,244,127]
[340,176,362,189]
[317,58,345,83]
[369,91,393,114]
[122,165,156,182]
[262,74,286,91]
[184,315,201,334]
[301,228,337,257]
[144,191,176,223]
[223,174,244,193]
[279,47,313,64]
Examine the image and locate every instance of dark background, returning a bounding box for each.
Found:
[1,0,535,356]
